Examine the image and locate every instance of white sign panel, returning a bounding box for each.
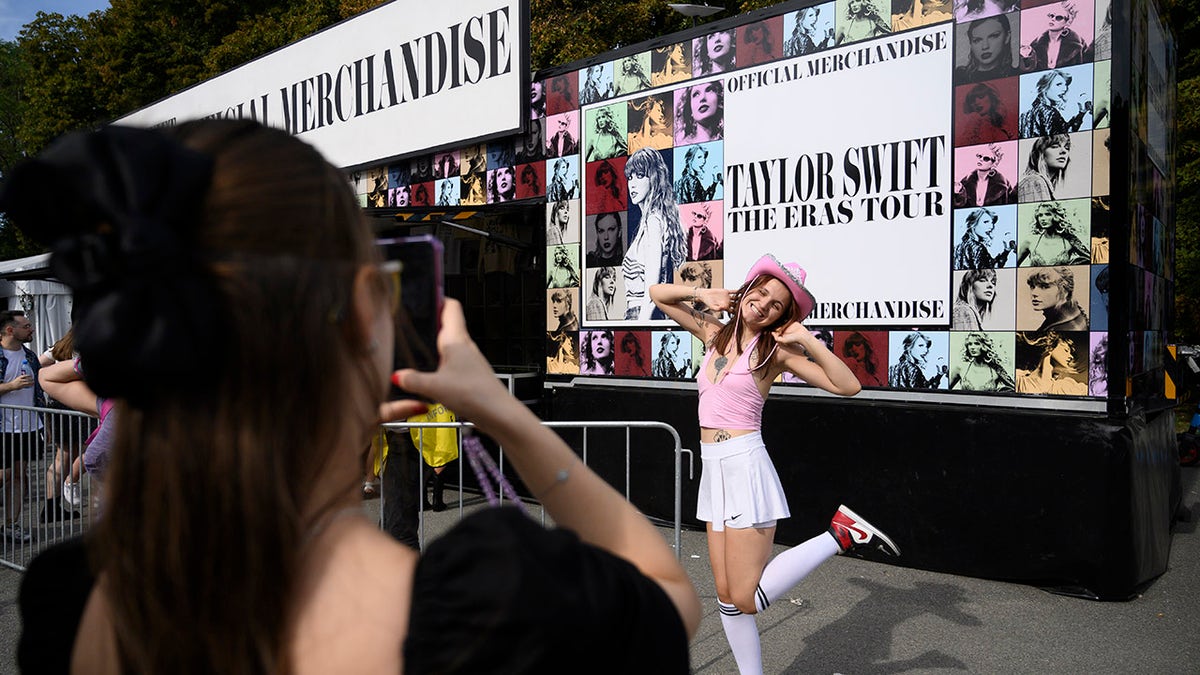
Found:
[723,24,953,326]
[117,0,525,169]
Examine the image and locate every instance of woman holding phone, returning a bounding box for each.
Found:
[650,256,899,675]
[9,120,699,674]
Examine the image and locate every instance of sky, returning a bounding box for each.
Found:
[0,0,111,42]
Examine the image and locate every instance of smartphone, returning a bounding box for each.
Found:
[377,235,444,397]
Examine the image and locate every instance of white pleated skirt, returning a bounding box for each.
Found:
[697,432,790,531]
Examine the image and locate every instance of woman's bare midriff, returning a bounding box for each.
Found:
[700,427,757,443]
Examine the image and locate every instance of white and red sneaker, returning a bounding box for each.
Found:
[828,505,901,557]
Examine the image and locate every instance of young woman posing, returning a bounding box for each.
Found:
[651,254,900,675]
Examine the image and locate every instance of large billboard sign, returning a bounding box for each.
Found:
[722,26,952,325]
[117,0,527,169]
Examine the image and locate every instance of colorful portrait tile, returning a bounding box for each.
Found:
[628,94,674,153]
[673,141,724,204]
[650,330,692,378]
[547,244,582,289]
[693,29,736,77]
[1090,264,1109,330]
[1093,0,1113,61]
[1014,131,1092,202]
[516,118,545,165]
[516,162,545,200]
[410,155,434,183]
[680,201,724,261]
[614,331,652,376]
[691,334,707,379]
[545,112,580,158]
[546,156,581,203]
[434,176,460,207]
[953,141,1018,208]
[948,331,1015,392]
[1013,329,1089,395]
[673,81,724,146]
[546,329,580,375]
[487,140,515,171]
[1089,331,1108,396]
[675,259,723,295]
[834,0,892,46]
[953,0,1019,24]
[585,102,629,162]
[583,266,624,323]
[579,329,617,375]
[952,267,1018,330]
[954,78,1019,147]
[586,212,626,274]
[1091,196,1110,263]
[892,0,954,31]
[1015,264,1090,331]
[546,71,579,115]
[432,150,460,180]
[782,3,836,58]
[738,16,784,67]
[530,79,548,119]
[1017,63,1093,139]
[953,204,1018,270]
[953,11,1020,84]
[887,330,950,390]
[586,157,628,215]
[388,162,411,188]
[651,42,692,86]
[408,180,433,207]
[1016,198,1090,266]
[1018,1,1094,73]
[460,143,487,175]
[460,173,486,205]
[578,62,615,107]
[613,53,654,97]
[366,167,388,207]
[546,199,581,246]
[546,287,580,332]
[1092,130,1109,196]
[487,167,516,203]
[834,330,889,387]
[1093,59,1111,129]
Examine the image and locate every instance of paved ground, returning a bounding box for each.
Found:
[3,465,1199,673]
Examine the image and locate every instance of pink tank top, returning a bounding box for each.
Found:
[697,338,765,430]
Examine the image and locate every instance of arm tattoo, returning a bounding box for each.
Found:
[714,429,731,442]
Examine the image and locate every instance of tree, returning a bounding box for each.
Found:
[530,0,778,70]
[1165,0,1200,340]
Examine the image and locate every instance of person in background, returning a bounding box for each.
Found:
[6,120,700,674]
[0,310,44,543]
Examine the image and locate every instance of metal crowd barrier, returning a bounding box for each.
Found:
[386,420,694,557]
[0,408,694,571]
[0,404,97,571]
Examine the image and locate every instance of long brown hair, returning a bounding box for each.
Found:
[94,120,386,673]
[710,273,802,377]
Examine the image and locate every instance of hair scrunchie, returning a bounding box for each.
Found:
[0,125,221,406]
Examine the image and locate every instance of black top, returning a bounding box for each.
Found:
[18,536,95,675]
[405,507,690,674]
[19,509,690,675]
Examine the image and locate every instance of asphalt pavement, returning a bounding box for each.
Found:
[3,465,1199,674]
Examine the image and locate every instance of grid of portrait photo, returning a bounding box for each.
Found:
[347,0,1133,398]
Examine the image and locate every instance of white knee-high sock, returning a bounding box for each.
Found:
[754,531,840,613]
[718,600,763,675]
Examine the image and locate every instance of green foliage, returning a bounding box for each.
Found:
[1165,0,1200,340]
[530,0,782,71]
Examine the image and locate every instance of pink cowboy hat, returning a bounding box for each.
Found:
[744,253,816,321]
